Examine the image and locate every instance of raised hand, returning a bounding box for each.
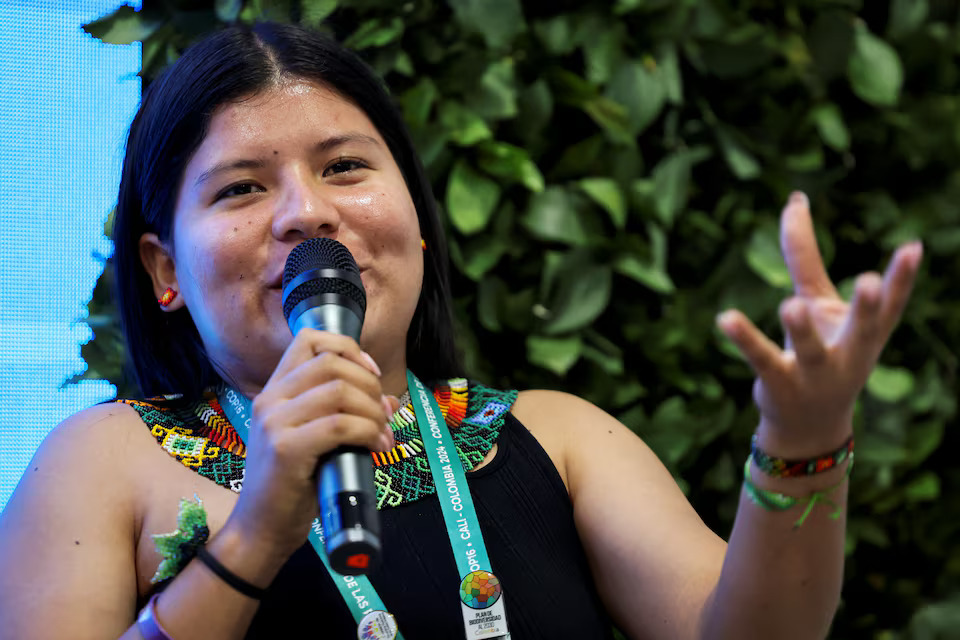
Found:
[717,192,923,454]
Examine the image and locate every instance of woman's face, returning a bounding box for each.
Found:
[156,79,423,392]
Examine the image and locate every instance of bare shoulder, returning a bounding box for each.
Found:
[511,389,665,496]
[20,401,152,500]
[0,401,149,639]
[515,391,725,640]
[10,401,147,497]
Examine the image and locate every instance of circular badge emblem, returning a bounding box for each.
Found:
[357,610,398,640]
[459,570,502,609]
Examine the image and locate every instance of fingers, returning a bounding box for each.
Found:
[879,241,923,335]
[717,309,783,378]
[835,241,922,368]
[253,328,394,454]
[780,191,838,299]
[270,349,381,405]
[779,297,828,366]
[844,271,884,348]
[283,414,394,458]
[265,377,386,431]
[266,329,378,388]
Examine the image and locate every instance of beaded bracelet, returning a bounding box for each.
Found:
[750,434,854,478]
[742,454,854,528]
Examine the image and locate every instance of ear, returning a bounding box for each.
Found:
[139,233,185,311]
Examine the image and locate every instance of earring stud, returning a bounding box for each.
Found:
[158,288,178,307]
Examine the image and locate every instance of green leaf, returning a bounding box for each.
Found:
[745,222,791,288]
[542,263,612,334]
[848,24,903,107]
[888,0,928,40]
[867,365,915,402]
[460,237,509,281]
[605,60,666,136]
[84,5,160,44]
[394,51,414,76]
[301,0,338,27]
[445,160,501,235]
[584,97,636,146]
[216,0,243,22]
[650,148,710,226]
[578,178,626,229]
[904,472,940,502]
[516,80,554,139]
[476,277,505,332]
[400,78,439,129]
[477,142,544,192]
[582,343,624,375]
[810,103,850,151]
[614,254,675,293]
[468,59,518,121]
[580,19,624,85]
[527,335,583,375]
[658,44,683,105]
[344,17,404,50]
[447,0,527,49]
[522,187,588,246]
[438,101,492,146]
[716,127,761,180]
[533,16,576,55]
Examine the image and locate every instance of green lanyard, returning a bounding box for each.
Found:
[217,371,509,639]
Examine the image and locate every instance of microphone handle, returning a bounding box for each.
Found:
[292,303,381,574]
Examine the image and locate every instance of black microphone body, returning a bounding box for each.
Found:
[281,238,381,575]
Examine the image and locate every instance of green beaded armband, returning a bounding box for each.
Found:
[742,455,853,528]
[151,495,210,583]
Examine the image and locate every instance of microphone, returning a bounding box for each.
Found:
[281,237,381,575]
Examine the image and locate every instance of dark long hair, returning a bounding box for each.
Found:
[113,23,462,398]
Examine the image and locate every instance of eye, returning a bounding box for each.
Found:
[323,158,369,176]
[215,182,265,201]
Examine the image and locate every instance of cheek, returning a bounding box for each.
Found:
[172,218,257,304]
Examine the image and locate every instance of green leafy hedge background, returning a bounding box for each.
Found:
[79,0,960,637]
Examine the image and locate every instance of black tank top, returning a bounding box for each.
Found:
[247,413,615,639]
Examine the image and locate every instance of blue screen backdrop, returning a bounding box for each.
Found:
[0,1,141,511]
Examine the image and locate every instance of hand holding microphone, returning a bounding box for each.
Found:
[225,238,389,578]
[281,238,382,574]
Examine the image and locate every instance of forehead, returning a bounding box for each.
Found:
[200,79,382,153]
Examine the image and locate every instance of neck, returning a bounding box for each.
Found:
[377,351,410,398]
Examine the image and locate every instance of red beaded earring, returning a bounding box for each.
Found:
[158,288,178,307]
[421,238,427,251]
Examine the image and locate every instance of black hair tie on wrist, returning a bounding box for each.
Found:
[195,546,268,600]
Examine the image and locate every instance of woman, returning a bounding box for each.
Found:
[0,22,922,640]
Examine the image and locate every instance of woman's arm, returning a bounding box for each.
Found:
[515,193,921,640]
[0,329,395,640]
[0,403,276,640]
[517,389,848,640]
[0,403,145,639]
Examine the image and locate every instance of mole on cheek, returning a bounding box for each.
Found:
[273,150,278,155]
[233,227,238,232]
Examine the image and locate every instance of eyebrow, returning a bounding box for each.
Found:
[194,158,266,188]
[194,133,383,188]
[314,133,382,153]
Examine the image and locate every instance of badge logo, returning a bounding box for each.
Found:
[459,570,502,609]
[357,610,398,640]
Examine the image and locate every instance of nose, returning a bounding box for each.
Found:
[271,166,340,240]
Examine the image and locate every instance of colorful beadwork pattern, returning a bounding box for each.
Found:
[750,434,854,479]
[120,379,518,510]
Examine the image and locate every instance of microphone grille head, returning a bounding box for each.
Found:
[282,238,366,322]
